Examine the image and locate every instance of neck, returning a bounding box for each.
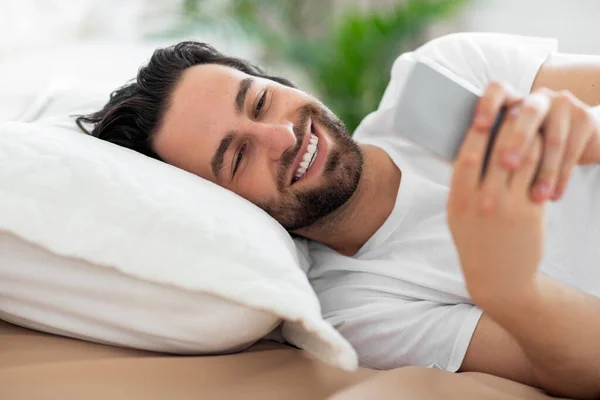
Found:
[294,145,401,256]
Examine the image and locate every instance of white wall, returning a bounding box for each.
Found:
[3,0,599,61]
[335,0,600,54]
[440,0,600,54]
[0,0,180,59]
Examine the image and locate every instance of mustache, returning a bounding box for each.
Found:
[276,104,317,191]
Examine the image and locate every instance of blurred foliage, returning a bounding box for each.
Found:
[169,0,468,133]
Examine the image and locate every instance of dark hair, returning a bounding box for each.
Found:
[76,41,295,160]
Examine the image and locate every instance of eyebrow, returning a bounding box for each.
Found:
[211,131,236,181]
[210,78,254,181]
[235,77,254,115]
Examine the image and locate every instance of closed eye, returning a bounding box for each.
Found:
[254,90,267,119]
[233,143,246,176]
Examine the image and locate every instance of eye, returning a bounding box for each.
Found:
[254,90,267,119]
[233,144,246,176]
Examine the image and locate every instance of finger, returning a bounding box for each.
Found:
[452,82,518,194]
[510,135,543,195]
[531,92,571,202]
[480,107,518,200]
[553,106,595,200]
[497,90,552,171]
[472,81,521,131]
[451,117,489,197]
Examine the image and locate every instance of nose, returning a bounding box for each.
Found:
[252,121,297,160]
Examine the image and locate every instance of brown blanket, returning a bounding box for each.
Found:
[0,320,563,399]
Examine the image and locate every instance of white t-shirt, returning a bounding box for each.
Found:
[307,33,600,371]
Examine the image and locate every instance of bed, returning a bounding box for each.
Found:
[0,320,562,399]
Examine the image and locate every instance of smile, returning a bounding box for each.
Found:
[292,133,319,183]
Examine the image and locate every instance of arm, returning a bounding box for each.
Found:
[448,81,600,398]
[462,277,600,399]
[532,52,600,106]
[330,365,556,400]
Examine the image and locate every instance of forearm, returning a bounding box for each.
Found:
[474,275,600,399]
[533,52,600,106]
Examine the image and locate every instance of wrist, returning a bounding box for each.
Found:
[468,275,540,318]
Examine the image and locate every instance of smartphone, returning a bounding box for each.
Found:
[392,60,505,169]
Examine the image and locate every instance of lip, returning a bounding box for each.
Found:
[289,120,328,186]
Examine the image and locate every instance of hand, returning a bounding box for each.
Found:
[472,82,600,202]
[447,101,546,304]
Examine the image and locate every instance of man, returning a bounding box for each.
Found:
[77,33,600,398]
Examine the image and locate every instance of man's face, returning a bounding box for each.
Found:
[154,64,363,231]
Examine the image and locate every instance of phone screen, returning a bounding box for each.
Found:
[392,61,480,163]
[393,60,504,173]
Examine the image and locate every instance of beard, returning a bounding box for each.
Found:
[258,102,363,231]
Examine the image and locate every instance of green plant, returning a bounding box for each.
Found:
[169,0,468,133]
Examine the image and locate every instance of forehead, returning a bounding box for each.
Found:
[153,64,250,180]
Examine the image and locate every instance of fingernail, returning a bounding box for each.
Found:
[509,107,520,117]
[504,149,520,167]
[474,114,489,127]
[536,183,549,199]
[551,187,562,200]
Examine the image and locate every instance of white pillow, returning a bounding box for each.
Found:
[0,231,278,353]
[0,120,357,370]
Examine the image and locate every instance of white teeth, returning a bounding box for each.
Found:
[293,133,319,182]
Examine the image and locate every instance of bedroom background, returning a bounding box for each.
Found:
[1,0,598,131]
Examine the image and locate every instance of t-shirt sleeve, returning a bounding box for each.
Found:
[376,32,558,113]
[321,293,483,371]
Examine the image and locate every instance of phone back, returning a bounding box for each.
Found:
[392,61,481,162]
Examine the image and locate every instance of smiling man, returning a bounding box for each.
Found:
[78,33,600,398]
[155,68,364,232]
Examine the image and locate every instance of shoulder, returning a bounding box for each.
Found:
[375,32,558,113]
[408,32,557,92]
[414,32,557,62]
[354,33,557,151]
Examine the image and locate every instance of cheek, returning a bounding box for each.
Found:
[235,165,278,205]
